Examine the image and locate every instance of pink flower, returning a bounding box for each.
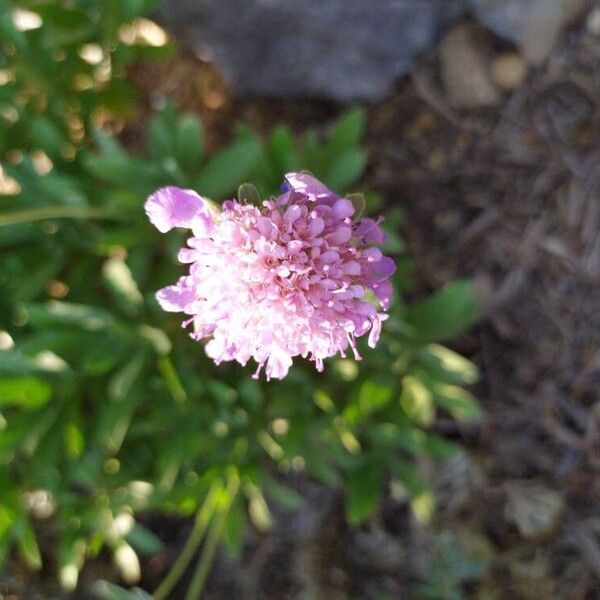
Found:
[145,173,395,380]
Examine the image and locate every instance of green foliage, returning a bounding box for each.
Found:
[0,2,482,595]
[249,106,367,197]
[404,280,480,343]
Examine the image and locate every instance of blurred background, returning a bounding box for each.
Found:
[1,0,600,598]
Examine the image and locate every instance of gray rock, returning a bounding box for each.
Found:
[156,0,465,102]
[156,0,586,102]
[468,0,585,65]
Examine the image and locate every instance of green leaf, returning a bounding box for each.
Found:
[421,433,460,459]
[126,523,163,555]
[194,138,261,199]
[108,352,145,402]
[420,344,479,386]
[267,125,300,175]
[65,421,85,458]
[17,517,42,570]
[264,478,304,511]
[0,377,52,409]
[324,149,366,192]
[98,353,146,452]
[93,581,151,600]
[120,0,148,20]
[148,105,177,162]
[175,114,204,176]
[346,460,383,524]
[404,281,479,343]
[92,128,127,159]
[29,116,65,157]
[433,384,483,423]
[222,496,246,559]
[103,257,143,315]
[24,301,114,331]
[83,155,161,191]
[392,459,428,499]
[14,250,63,302]
[0,352,37,377]
[324,108,366,161]
[0,503,17,569]
[400,376,435,426]
[357,380,393,418]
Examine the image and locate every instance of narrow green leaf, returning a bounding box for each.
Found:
[404,281,480,343]
[17,517,42,570]
[346,460,382,524]
[325,149,366,192]
[24,301,114,331]
[222,496,246,559]
[264,478,305,511]
[433,384,483,423]
[268,125,300,175]
[421,344,479,386]
[103,257,143,315]
[175,114,204,176]
[195,138,261,199]
[326,108,366,157]
[126,523,164,555]
[93,581,151,600]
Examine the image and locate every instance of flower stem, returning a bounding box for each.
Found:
[153,480,223,600]
[0,206,128,227]
[184,472,240,600]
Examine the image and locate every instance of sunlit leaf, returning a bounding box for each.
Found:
[0,377,52,409]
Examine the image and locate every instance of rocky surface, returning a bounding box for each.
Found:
[156,0,464,102]
[156,0,587,102]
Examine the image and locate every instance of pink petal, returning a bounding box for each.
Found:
[265,346,293,380]
[355,218,386,244]
[156,284,196,312]
[331,198,355,220]
[307,217,325,237]
[367,257,396,282]
[284,172,332,198]
[145,187,205,233]
[328,226,352,245]
[371,279,393,310]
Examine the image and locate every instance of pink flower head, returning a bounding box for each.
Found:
[145,173,395,380]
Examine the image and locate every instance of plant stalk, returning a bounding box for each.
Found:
[184,473,240,600]
[153,480,223,600]
[0,206,128,227]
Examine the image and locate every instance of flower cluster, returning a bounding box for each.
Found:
[145,173,395,380]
